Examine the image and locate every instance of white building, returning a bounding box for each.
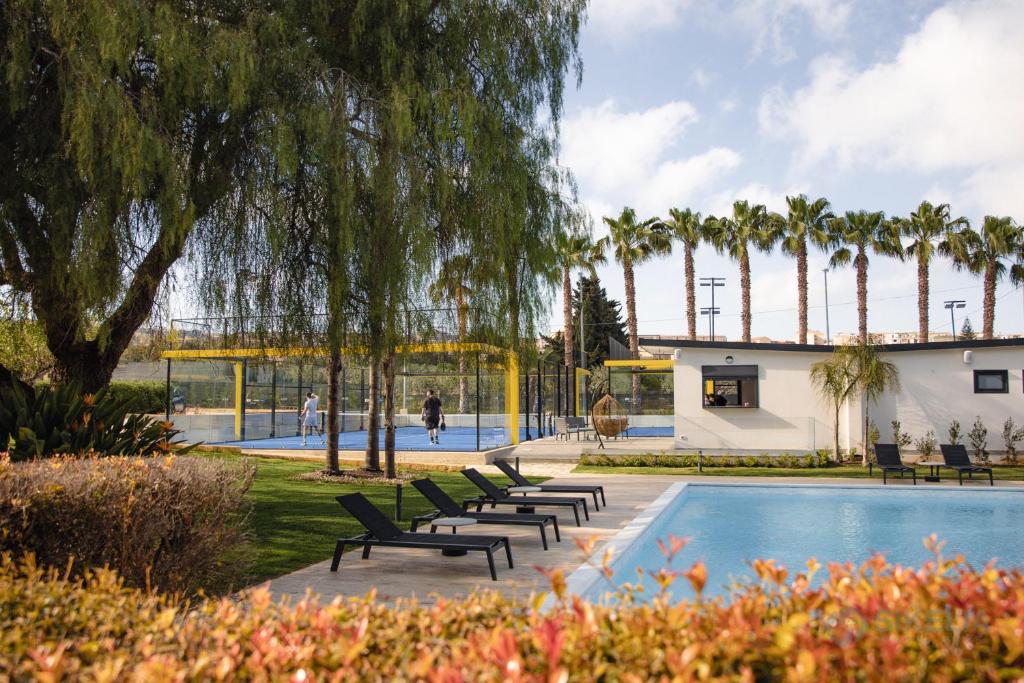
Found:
[667,338,1024,457]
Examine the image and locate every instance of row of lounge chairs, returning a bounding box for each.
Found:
[331,463,608,580]
[872,443,994,485]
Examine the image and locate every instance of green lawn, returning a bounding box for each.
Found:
[199,452,532,585]
[572,463,1024,480]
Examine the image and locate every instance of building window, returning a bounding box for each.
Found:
[702,365,758,408]
[974,370,1008,394]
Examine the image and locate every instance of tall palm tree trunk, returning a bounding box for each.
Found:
[562,265,573,367]
[917,255,929,343]
[856,246,868,344]
[983,259,997,340]
[382,348,397,479]
[740,251,751,342]
[364,354,381,471]
[623,257,640,404]
[797,239,808,343]
[684,243,696,339]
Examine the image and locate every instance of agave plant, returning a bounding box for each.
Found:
[0,383,191,461]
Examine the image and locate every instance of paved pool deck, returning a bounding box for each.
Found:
[266,470,1024,605]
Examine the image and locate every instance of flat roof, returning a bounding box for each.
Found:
[639,337,1024,354]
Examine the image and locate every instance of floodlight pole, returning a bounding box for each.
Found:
[699,277,725,340]
[944,299,966,340]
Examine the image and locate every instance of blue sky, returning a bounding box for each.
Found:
[551,0,1024,341]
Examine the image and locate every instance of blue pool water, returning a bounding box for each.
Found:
[587,484,1024,602]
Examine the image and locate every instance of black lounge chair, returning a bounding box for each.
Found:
[330,493,513,580]
[409,478,560,550]
[494,459,606,509]
[869,443,917,485]
[939,444,994,486]
[461,468,589,526]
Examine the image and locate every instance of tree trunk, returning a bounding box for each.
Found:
[797,238,808,343]
[857,245,868,344]
[325,347,342,474]
[562,266,573,367]
[862,390,870,466]
[382,348,397,479]
[983,259,997,340]
[740,251,752,343]
[833,402,841,463]
[623,257,640,405]
[364,354,381,471]
[684,243,696,339]
[917,254,929,343]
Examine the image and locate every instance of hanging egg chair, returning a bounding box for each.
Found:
[592,393,629,438]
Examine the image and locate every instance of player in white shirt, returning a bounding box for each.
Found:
[300,391,324,446]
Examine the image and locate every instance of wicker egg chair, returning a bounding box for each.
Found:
[592,393,628,438]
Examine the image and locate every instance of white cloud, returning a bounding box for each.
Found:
[561,99,742,218]
[732,0,854,61]
[691,67,715,89]
[760,1,1024,174]
[961,163,1024,218]
[586,0,693,42]
[706,182,808,216]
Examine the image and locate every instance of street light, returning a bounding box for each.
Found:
[944,300,966,340]
[700,307,721,341]
[822,268,831,344]
[699,277,725,340]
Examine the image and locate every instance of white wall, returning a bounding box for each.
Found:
[874,347,1023,456]
[673,347,844,453]
[673,344,1024,456]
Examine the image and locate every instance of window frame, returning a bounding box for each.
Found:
[701,364,759,409]
[973,369,1009,394]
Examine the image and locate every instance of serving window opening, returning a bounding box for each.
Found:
[702,365,758,408]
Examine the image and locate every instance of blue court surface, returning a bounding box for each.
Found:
[219,425,526,452]
[218,423,673,451]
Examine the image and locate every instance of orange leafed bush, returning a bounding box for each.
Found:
[0,455,254,594]
[2,544,1023,681]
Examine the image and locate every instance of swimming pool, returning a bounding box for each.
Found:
[572,483,1024,602]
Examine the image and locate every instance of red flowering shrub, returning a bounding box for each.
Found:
[0,455,254,594]
[1,540,1022,681]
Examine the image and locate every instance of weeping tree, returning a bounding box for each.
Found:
[0,0,314,394]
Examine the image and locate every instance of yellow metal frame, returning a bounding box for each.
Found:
[602,358,673,370]
[161,341,505,360]
[233,362,244,440]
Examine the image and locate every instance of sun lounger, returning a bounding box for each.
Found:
[939,444,994,486]
[460,468,589,526]
[869,443,917,484]
[409,478,559,550]
[330,493,513,580]
[494,459,606,509]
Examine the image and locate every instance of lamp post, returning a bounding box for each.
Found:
[700,307,720,340]
[822,268,831,344]
[699,277,725,340]
[944,300,966,340]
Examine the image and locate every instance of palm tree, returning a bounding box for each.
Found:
[555,231,606,377]
[777,195,834,343]
[706,200,776,342]
[810,342,899,463]
[598,207,672,403]
[431,255,474,413]
[940,216,1024,339]
[665,208,709,340]
[827,211,902,344]
[895,202,969,342]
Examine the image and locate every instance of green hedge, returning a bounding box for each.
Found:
[579,450,833,468]
[106,381,165,414]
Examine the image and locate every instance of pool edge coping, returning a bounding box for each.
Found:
[552,480,1024,607]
